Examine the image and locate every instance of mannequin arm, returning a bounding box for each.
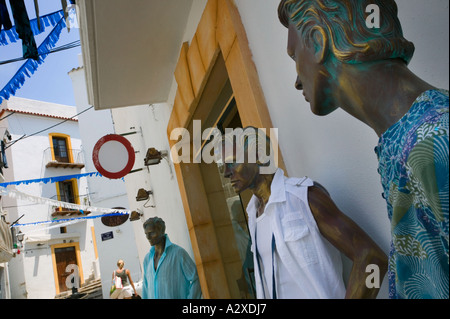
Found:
[308,185,388,299]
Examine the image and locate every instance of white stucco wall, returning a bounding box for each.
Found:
[69,65,142,299]
[2,98,98,298]
[106,0,213,268]
[110,102,195,263]
[234,0,449,298]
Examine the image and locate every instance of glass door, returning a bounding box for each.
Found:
[198,82,255,298]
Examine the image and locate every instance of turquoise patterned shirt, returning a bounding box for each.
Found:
[375,89,449,299]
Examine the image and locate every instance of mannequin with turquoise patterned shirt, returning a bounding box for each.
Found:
[278,0,449,299]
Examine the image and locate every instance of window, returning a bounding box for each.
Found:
[56,179,80,205]
[47,133,84,169]
[48,133,73,163]
[52,137,69,163]
[58,180,75,203]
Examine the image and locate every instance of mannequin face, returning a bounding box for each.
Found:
[287,22,338,116]
[144,224,165,247]
[222,144,260,194]
[223,160,260,194]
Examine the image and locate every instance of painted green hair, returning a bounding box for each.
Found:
[278,0,415,64]
[143,216,166,234]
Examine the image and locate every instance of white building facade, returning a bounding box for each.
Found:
[0,97,97,298]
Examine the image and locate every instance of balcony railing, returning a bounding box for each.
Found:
[51,206,91,218]
[44,147,85,169]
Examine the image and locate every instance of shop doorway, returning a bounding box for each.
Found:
[178,54,256,298]
[168,1,283,298]
[55,246,77,293]
[51,243,83,294]
[198,83,255,298]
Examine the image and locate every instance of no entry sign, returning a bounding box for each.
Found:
[92,134,135,179]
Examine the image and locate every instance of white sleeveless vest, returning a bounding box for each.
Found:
[247,168,346,299]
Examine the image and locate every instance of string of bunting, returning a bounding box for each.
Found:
[20,217,87,231]
[0,9,65,46]
[0,186,131,225]
[0,171,102,187]
[11,212,129,229]
[16,218,89,233]
[0,12,67,104]
[1,172,129,228]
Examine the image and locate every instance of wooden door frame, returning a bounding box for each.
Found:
[51,242,84,294]
[167,0,285,298]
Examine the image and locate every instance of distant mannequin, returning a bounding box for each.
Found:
[142,217,202,299]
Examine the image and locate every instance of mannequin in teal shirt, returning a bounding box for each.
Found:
[142,217,202,299]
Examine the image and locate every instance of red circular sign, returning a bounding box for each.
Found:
[92,134,135,179]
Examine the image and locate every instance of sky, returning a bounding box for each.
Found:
[0,0,81,106]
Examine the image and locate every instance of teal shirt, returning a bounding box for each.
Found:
[142,235,202,299]
[375,89,449,299]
